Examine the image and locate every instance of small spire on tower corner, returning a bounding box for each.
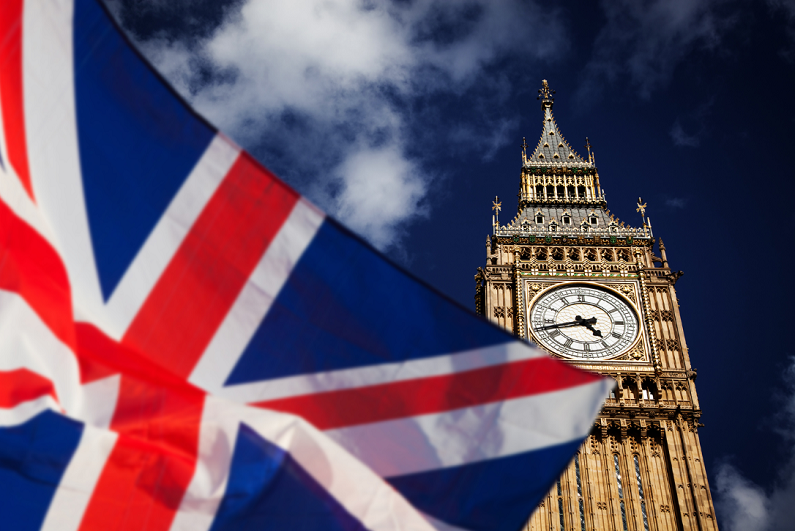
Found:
[521,137,528,164]
[492,196,502,231]
[585,137,593,164]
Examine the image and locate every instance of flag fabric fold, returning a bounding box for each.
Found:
[0,1,612,530]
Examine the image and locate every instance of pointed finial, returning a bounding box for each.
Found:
[636,197,647,216]
[492,196,502,214]
[521,137,528,164]
[537,79,555,108]
[585,137,593,164]
[636,197,648,232]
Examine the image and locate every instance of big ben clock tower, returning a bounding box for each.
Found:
[475,81,718,531]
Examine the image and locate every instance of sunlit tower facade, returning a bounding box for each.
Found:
[475,81,718,531]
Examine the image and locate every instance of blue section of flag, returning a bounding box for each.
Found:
[0,410,83,531]
[386,440,582,531]
[210,423,366,531]
[73,0,215,301]
[226,219,512,384]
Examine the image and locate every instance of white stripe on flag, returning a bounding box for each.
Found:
[75,375,121,430]
[104,134,240,337]
[22,0,107,326]
[0,62,55,245]
[40,425,118,531]
[214,340,543,404]
[325,379,612,477]
[0,395,60,427]
[171,396,437,531]
[188,198,325,393]
[0,289,83,417]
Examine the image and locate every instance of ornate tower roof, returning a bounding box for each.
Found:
[523,80,590,168]
[491,80,652,242]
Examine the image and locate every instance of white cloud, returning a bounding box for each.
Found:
[320,144,429,249]
[111,0,566,251]
[579,0,734,100]
[715,357,795,530]
[715,463,770,531]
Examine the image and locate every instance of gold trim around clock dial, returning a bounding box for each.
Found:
[526,281,643,361]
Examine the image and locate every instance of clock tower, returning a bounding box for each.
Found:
[475,81,718,531]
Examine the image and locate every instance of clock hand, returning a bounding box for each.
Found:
[534,316,598,331]
[535,320,583,331]
[582,322,603,337]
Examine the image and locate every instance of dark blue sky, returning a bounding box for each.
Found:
[109,0,795,527]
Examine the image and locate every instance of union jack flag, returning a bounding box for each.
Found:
[0,1,611,530]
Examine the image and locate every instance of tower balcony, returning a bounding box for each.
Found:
[518,194,607,209]
[493,224,651,240]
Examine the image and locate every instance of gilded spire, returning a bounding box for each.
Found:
[526,81,589,168]
[537,79,555,109]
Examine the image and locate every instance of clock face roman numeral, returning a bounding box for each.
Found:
[528,283,639,360]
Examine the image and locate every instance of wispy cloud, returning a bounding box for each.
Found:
[107,0,567,251]
[669,121,701,147]
[578,0,735,101]
[664,197,688,209]
[715,357,795,530]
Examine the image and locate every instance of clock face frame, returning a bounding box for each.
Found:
[528,283,641,360]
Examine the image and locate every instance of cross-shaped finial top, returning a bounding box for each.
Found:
[636,197,647,216]
[537,79,555,105]
[492,196,502,213]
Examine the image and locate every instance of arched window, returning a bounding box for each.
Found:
[535,212,544,224]
[642,381,656,401]
[634,455,650,531]
[562,212,571,225]
[589,214,598,226]
[614,455,629,531]
[574,455,586,531]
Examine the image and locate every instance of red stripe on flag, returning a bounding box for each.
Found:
[0,0,34,200]
[255,356,604,430]
[81,155,299,530]
[77,325,205,531]
[78,382,204,531]
[0,200,74,349]
[0,368,57,408]
[122,153,299,378]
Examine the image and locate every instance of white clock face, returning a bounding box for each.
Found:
[529,284,639,359]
